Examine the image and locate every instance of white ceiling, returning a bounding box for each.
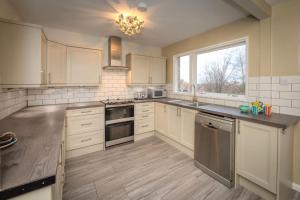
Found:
[9,0,248,47]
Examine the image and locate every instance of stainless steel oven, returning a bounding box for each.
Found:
[105,103,134,147]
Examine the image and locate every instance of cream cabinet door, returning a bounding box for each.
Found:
[67,47,101,85]
[237,120,278,193]
[0,21,43,86]
[180,108,196,150]
[127,54,150,84]
[149,57,166,84]
[155,103,168,135]
[47,41,67,84]
[167,105,181,141]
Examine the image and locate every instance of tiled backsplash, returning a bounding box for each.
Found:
[167,76,300,116]
[0,89,27,120]
[248,76,300,116]
[28,70,157,106]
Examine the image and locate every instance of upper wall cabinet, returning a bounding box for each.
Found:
[0,20,47,87]
[127,54,166,85]
[47,41,67,85]
[67,47,101,85]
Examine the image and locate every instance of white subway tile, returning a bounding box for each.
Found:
[292,100,300,108]
[272,84,291,91]
[56,99,68,104]
[272,99,292,107]
[292,84,300,91]
[280,76,300,84]
[248,77,259,84]
[43,99,55,105]
[259,84,271,91]
[280,92,300,100]
[272,91,279,98]
[248,90,259,97]
[259,91,272,98]
[248,84,257,90]
[272,76,279,84]
[280,107,300,116]
[28,89,42,95]
[259,76,271,84]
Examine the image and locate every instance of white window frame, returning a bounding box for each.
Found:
[173,37,249,101]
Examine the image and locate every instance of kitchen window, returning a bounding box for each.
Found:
[174,39,248,98]
[177,55,191,92]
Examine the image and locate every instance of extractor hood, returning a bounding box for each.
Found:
[103,36,128,70]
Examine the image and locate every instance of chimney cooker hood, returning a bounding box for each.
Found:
[103,36,128,70]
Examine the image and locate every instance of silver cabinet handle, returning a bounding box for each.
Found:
[142,115,148,118]
[142,110,150,112]
[142,125,149,128]
[237,120,240,134]
[81,138,92,142]
[81,123,92,126]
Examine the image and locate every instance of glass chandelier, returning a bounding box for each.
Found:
[115,14,144,36]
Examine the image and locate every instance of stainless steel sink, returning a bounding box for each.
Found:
[185,102,206,107]
[167,99,184,103]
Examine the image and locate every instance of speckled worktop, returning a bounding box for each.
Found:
[0,102,104,199]
[135,98,300,129]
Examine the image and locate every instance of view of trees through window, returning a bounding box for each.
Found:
[176,42,247,96]
[177,55,190,92]
[196,43,246,95]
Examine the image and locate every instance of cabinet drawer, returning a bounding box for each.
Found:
[135,102,154,110]
[135,107,154,115]
[66,131,104,150]
[135,112,154,121]
[66,107,104,117]
[135,119,154,134]
[67,114,104,135]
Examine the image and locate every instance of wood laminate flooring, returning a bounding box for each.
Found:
[63,136,298,200]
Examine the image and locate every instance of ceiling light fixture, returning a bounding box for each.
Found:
[115,14,144,36]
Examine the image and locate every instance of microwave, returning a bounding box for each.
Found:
[147,88,167,99]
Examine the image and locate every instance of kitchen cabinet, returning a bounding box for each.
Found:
[149,57,166,84]
[237,120,278,193]
[0,20,47,87]
[180,108,197,150]
[66,107,104,158]
[167,105,181,142]
[236,120,294,200]
[155,103,168,135]
[47,41,67,85]
[67,47,101,85]
[155,103,196,155]
[134,102,155,141]
[127,54,166,85]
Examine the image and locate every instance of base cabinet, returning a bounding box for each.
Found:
[236,120,294,200]
[180,108,197,150]
[155,103,196,154]
[66,107,104,158]
[155,103,168,136]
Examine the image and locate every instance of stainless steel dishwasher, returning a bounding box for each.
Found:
[194,112,235,188]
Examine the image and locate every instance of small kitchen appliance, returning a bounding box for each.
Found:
[147,88,167,99]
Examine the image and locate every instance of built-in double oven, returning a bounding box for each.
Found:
[105,103,134,147]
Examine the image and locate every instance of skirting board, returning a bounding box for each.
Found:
[292,183,300,192]
[66,143,104,159]
[135,131,155,141]
[155,131,194,158]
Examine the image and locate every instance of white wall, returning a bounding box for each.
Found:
[0,0,20,20]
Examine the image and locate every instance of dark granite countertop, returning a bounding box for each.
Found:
[0,101,105,199]
[66,101,104,110]
[153,98,300,129]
